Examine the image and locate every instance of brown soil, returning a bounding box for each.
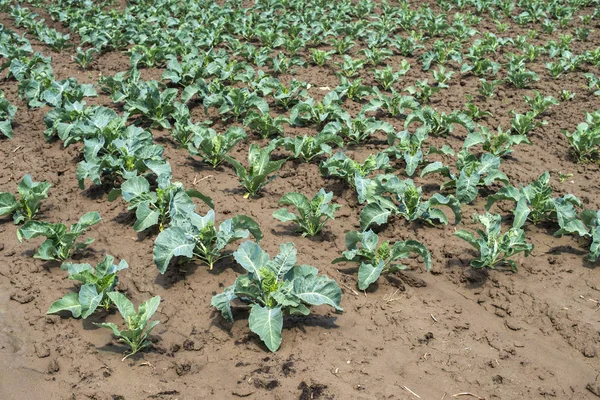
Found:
[1,2,599,400]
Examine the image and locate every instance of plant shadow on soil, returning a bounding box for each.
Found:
[184,155,219,172]
[154,261,200,289]
[136,228,158,242]
[72,247,98,261]
[228,316,340,353]
[444,250,492,288]
[81,309,114,331]
[546,244,589,257]
[581,259,599,269]
[222,186,251,197]
[95,342,146,359]
[421,183,442,194]
[18,247,63,268]
[284,314,340,332]
[153,135,175,146]
[270,223,336,242]
[321,181,349,198]
[81,182,119,200]
[298,381,329,400]
[210,304,339,335]
[112,210,136,226]
[270,224,301,238]
[154,257,245,289]
[41,259,63,271]
[462,268,491,288]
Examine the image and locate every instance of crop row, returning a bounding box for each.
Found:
[1,0,600,357]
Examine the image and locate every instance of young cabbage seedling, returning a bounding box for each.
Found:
[385,126,455,176]
[562,112,600,162]
[95,292,160,361]
[329,37,356,55]
[211,241,343,352]
[486,171,587,236]
[129,44,166,68]
[38,78,97,109]
[359,47,393,66]
[332,230,431,290]
[464,125,530,158]
[432,65,455,88]
[356,174,461,230]
[0,174,50,224]
[523,91,558,117]
[320,151,390,189]
[76,125,167,189]
[244,110,288,139]
[48,255,128,318]
[12,63,54,109]
[153,210,262,272]
[405,107,475,137]
[390,35,424,56]
[17,211,101,261]
[505,63,539,88]
[44,103,120,146]
[188,126,247,168]
[454,213,533,271]
[109,165,213,232]
[421,150,509,204]
[99,67,142,103]
[584,73,600,96]
[333,76,373,102]
[579,209,600,262]
[463,96,493,121]
[560,90,575,102]
[363,87,419,118]
[0,90,17,138]
[405,79,440,103]
[72,47,98,70]
[161,52,216,86]
[282,130,343,163]
[321,112,394,145]
[310,49,333,66]
[123,80,177,129]
[478,78,502,98]
[204,87,269,121]
[373,62,410,91]
[225,142,287,198]
[289,92,345,127]
[269,52,305,75]
[170,102,213,147]
[273,189,341,237]
[335,55,364,78]
[264,79,308,109]
[510,111,545,136]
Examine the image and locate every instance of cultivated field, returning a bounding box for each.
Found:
[0,0,599,399]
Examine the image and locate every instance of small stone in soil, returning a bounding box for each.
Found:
[35,342,51,358]
[253,378,279,390]
[418,332,434,344]
[298,381,327,400]
[582,344,597,358]
[183,339,203,351]
[47,359,59,374]
[11,291,35,304]
[505,319,522,331]
[282,359,295,377]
